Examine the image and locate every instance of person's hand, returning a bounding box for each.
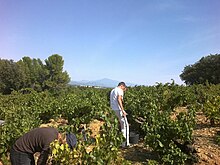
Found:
[122,110,127,116]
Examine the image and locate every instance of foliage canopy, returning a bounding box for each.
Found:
[0,54,70,94]
[180,54,220,85]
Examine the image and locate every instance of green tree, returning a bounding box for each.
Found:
[0,59,25,94]
[180,54,220,85]
[44,54,70,91]
[17,57,48,91]
[0,54,70,94]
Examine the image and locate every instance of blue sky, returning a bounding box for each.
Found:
[0,0,219,85]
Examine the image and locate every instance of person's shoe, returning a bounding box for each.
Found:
[120,143,131,150]
[126,143,131,147]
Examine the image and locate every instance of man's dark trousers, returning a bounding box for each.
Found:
[10,148,35,165]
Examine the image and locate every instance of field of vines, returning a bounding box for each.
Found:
[0,82,220,165]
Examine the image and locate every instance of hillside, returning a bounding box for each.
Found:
[70,78,137,88]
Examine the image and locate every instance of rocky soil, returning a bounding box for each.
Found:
[193,112,220,165]
[121,111,220,165]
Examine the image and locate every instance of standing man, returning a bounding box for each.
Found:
[110,82,130,147]
[10,127,76,165]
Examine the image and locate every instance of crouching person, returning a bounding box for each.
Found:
[10,127,76,165]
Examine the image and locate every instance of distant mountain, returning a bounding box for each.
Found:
[70,78,137,88]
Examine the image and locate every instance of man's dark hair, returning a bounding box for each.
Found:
[66,132,77,150]
[118,82,126,87]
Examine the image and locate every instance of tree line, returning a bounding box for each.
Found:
[180,54,220,85]
[0,54,70,94]
[0,53,219,94]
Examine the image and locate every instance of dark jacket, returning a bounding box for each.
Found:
[12,127,58,165]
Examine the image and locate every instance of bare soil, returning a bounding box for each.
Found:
[193,112,220,165]
[121,111,220,165]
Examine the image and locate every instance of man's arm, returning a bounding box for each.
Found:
[37,145,50,165]
[118,95,127,116]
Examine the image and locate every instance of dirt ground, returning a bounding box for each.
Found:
[193,112,220,165]
[121,111,220,165]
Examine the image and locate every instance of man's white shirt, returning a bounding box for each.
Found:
[110,87,123,110]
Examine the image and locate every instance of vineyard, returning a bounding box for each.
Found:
[0,82,220,165]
